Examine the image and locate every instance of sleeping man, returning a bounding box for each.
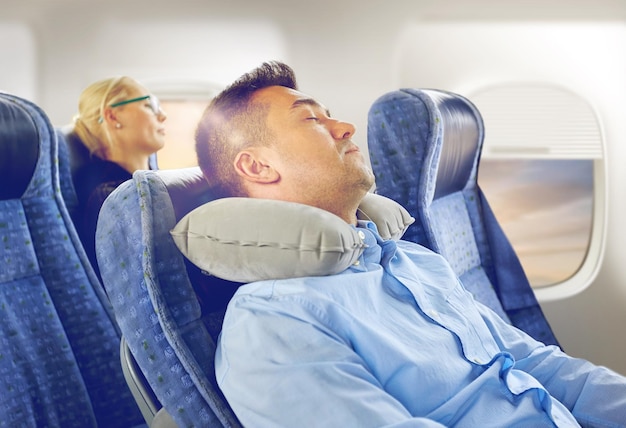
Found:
[194,60,626,427]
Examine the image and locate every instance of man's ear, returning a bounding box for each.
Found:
[234,148,280,184]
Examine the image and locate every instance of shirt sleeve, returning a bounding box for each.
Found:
[215,293,448,428]
[476,302,626,427]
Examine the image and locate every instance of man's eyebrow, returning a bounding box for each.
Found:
[291,97,331,117]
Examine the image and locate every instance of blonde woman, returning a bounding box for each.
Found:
[71,76,167,278]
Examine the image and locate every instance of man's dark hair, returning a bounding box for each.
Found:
[195,61,298,197]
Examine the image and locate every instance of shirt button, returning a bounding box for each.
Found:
[428,309,438,319]
[358,231,366,240]
[353,260,360,266]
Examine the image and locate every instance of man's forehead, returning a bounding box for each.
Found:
[253,86,328,113]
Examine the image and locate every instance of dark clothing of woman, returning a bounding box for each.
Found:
[74,156,132,281]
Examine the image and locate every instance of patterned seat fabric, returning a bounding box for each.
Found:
[367,88,559,347]
[0,92,144,427]
[97,167,242,427]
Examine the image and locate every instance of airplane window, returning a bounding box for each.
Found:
[144,80,222,169]
[478,159,593,288]
[157,99,209,169]
[470,84,604,291]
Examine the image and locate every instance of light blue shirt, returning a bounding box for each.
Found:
[215,221,626,427]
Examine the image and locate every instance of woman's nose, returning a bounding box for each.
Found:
[157,109,167,122]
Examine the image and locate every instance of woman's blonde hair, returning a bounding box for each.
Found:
[72,76,136,158]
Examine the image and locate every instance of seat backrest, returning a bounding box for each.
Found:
[96,167,243,427]
[0,92,144,427]
[367,88,559,347]
[56,125,81,219]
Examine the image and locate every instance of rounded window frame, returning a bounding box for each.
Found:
[468,82,607,301]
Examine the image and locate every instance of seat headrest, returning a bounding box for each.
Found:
[156,167,215,221]
[415,89,482,200]
[368,89,484,201]
[0,96,40,200]
[57,124,93,178]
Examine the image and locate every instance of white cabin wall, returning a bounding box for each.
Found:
[0,22,37,101]
[6,0,624,144]
[29,2,292,126]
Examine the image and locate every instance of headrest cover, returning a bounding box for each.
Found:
[0,97,39,200]
[367,88,483,202]
[170,193,414,283]
[418,89,482,199]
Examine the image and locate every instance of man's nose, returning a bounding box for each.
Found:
[331,119,356,140]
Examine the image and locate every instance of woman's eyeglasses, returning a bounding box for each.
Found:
[109,95,162,115]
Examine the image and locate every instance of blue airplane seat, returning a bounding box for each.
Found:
[0,92,145,427]
[367,88,560,347]
[96,167,243,427]
[56,125,81,220]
